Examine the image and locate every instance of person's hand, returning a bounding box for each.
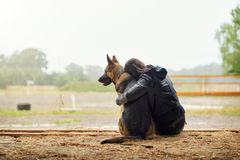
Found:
[115,94,128,106]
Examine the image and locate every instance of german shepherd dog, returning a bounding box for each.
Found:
[98,55,154,144]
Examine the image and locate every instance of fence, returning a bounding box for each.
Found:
[170,75,240,96]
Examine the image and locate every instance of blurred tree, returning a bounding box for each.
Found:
[0,48,48,87]
[0,54,7,67]
[50,72,69,87]
[0,49,104,88]
[85,65,103,81]
[65,63,86,81]
[7,48,48,71]
[216,6,240,74]
[9,48,48,84]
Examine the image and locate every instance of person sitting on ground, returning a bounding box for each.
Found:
[116,58,186,135]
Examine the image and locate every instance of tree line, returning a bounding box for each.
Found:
[1,5,239,88]
[0,48,103,88]
[216,5,240,74]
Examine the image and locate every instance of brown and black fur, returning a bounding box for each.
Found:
[98,55,154,144]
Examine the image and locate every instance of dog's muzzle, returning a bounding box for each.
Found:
[98,74,112,86]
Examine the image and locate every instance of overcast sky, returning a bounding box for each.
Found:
[0,0,239,72]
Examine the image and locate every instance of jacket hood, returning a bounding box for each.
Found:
[154,66,167,80]
[145,65,167,80]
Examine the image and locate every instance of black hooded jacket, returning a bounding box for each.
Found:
[122,65,185,133]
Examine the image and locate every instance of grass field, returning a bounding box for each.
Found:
[61,81,115,92]
[0,109,119,117]
[0,83,115,95]
[0,105,240,129]
[0,85,240,129]
[0,106,240,118]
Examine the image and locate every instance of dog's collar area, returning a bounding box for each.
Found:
[112,67,124,85]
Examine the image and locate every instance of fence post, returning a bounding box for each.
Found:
[201,75,207,95]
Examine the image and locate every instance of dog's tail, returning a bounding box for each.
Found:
[100,136,143,144]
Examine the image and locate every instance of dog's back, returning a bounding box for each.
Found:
[99,55,154,144]
[119,76,153,138]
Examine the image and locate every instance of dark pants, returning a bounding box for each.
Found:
[155,106,186,135]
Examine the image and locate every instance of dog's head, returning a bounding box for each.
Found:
[98,55,123,86]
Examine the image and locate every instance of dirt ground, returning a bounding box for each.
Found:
[0,129,239,160]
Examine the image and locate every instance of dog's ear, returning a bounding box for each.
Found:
[107,54,113,64]
[112,55,119,63]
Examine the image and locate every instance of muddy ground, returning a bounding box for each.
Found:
[1,112,240,129]
[0,129,239,160]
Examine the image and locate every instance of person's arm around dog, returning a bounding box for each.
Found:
[116,66,167,105]
[116,74,151,105]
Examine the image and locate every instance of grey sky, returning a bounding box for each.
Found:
[0,0,239,72]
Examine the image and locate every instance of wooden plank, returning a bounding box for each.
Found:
[0,129,238,137]
[0,129,118,133]
[174,82,240,85]
[183,129,240,132]
[0,129,238,132]
[170,75,240,78]
[0,132,119,137]
[177,91,240,96]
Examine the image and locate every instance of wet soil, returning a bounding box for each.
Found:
[0,130,239,160]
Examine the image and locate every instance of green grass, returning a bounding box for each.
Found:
[0,82,115,94]
[20,122,33,126]
[1,107,239,118]
[0,110,40,117]
[53,119,81,125]
[0,85,59,95]
[186,107,240,116]
[0,109,118,117]
[52,110,118,116]
[61,81,115,92]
